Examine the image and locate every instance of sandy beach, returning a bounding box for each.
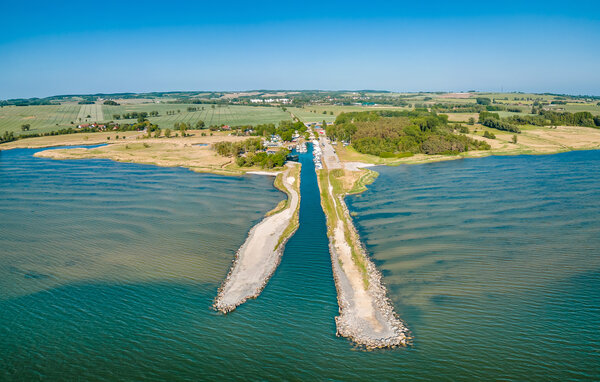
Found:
[214,163,301,312]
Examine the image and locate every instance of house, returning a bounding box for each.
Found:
[221,125,231,130]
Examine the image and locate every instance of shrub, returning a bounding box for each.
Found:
[483,131,496,139]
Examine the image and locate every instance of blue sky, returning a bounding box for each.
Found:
[1,0,599,99]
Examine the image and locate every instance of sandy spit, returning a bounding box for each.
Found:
[246,171,280,176]
[214,164,300,313]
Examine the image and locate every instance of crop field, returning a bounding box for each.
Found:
[0,103,293,136]
[0,104,81,135]
[551,103,600,116]
[76,104,104,122]
[102,104,292,128]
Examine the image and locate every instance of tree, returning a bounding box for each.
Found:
[154,129,161,138]
[512,134,518,144]
[164,128,171,138]
[196,120,205,129]
[21,124,31,131]
[476,97,491,105]
[468,117,475,125]
[179,123,187,137]
[280,130,293,141]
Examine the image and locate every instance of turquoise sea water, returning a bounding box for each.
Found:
[1,146,599,380]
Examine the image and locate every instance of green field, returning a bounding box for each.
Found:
[0,103,293,136]
[102,103,292,128]
[77,104,104,122]
[0,104,81,135]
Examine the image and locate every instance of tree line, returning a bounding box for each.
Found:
[478,110,600,132]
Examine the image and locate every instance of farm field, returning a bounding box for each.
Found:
[549,103,600,115]
[102,104,292,128]
[0,103,293,136]
[0,104,81,135]
[77,104,104,122]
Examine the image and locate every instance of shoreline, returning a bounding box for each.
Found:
[214,163,301,313]
[335,125,600,168]
[31,141,283,177]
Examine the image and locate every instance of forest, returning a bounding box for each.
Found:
[327,110,490,156]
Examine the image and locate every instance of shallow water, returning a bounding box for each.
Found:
[347,150,600,380]
[1,147,599,380]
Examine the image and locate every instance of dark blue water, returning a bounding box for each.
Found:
[1,147,599,380]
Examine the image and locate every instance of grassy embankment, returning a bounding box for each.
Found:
[317,167,378,289]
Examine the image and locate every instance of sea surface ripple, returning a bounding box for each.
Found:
[1,147,599,380]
